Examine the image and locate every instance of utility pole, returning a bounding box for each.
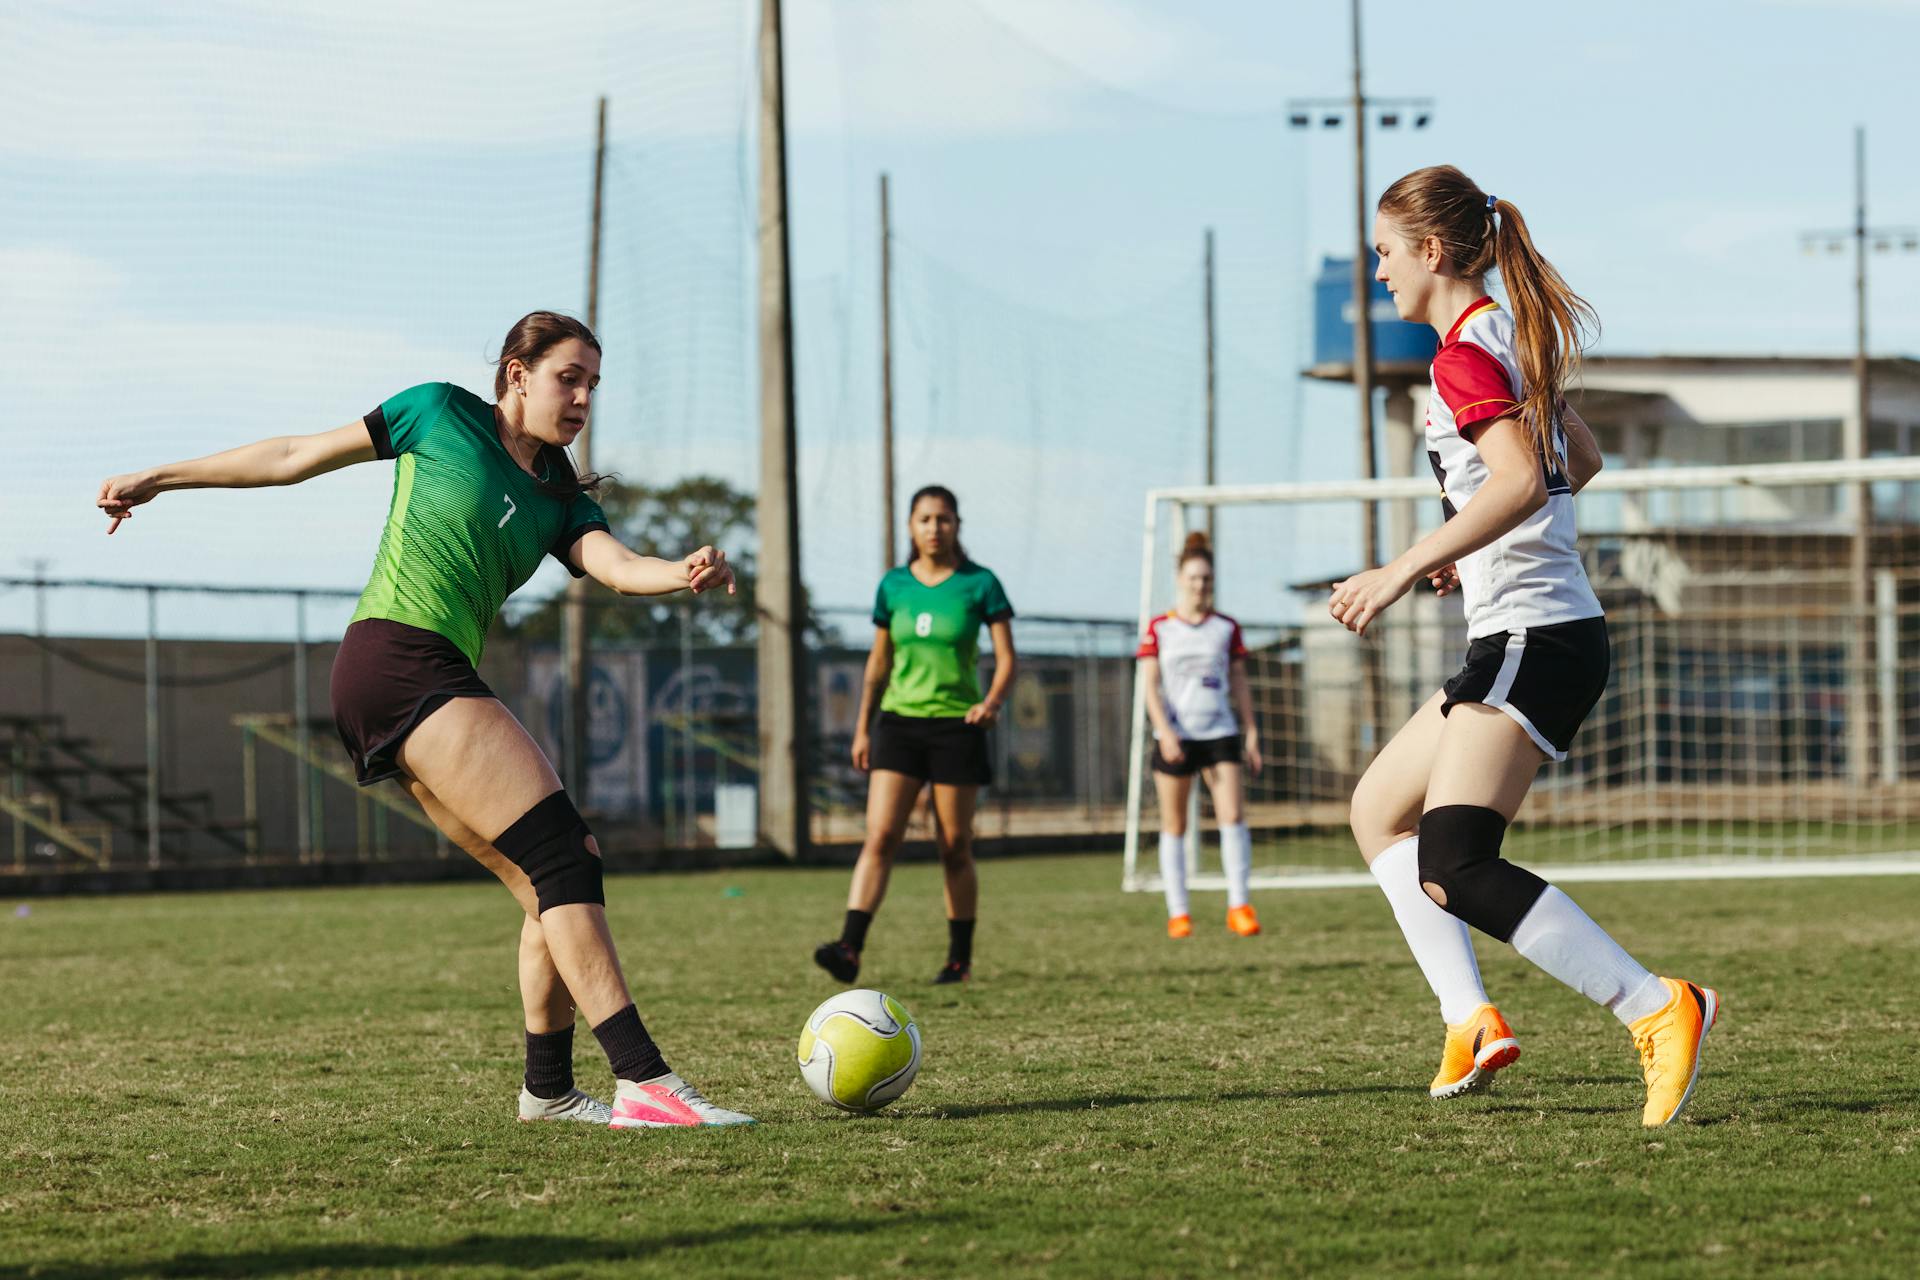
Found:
[757,0,808,858]
[565,95,607,802]
[1348,0,1376,575]
[1203,228,1217,546]
[880,172,897,572]
[1800,126,1918,785]
[1287,0,1431,756]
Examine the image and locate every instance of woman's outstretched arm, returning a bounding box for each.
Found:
[97,420,379,532]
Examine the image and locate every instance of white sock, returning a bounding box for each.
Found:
[1509,886,1668,1026]
[1158,832,1189,918]
[1220,822,1252,909]
[1370,837,1488,1025]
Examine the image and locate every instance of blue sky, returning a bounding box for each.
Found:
[5,0,1919,639]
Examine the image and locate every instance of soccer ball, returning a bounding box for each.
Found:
[796,989,922,1112]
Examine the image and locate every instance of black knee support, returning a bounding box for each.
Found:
[1417,805,1547,943]
[494,790,603,915]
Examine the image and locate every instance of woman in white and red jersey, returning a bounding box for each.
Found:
[1137,532,1263,939]
[1328,166,1717,1128]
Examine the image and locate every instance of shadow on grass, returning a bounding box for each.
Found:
[931,1084,1405,1118]
[0,1211,973,1280]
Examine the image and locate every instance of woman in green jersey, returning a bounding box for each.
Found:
[813,485,1017,986]
[96,311,754,1130]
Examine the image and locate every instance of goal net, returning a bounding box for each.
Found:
[1123,456,1920,891]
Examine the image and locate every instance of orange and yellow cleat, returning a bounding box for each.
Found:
[1631,977,1719,1127]
[1226,904,1262,937]
[1166,913,1193,939]
[1429,1003,1520,1099]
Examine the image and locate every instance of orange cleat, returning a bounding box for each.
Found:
[1226,904,1262,937]
[1166,913,1193,939]
[1429,1004,1520,1099]
[1631,977,1719,1127]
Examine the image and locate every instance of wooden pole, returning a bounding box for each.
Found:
[1204,228,1217,545]
[880,172,897,572]
[565,95,608,801]
[757,0,808,857]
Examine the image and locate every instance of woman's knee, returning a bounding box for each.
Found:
[936,833,974,870]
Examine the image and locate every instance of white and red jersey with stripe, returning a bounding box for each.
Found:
[1136,611,1247,740]
[1425,296,1602,638]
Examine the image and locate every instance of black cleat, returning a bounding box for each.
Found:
[813,939,860,984]
[932,961,971,986]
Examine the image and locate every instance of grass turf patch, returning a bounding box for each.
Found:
[2,856,1917,1278]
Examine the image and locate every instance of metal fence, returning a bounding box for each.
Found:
[0,577,1287,874]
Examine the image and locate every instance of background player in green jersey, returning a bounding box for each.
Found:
[813,485,1017,986]
[97,312,754,1129]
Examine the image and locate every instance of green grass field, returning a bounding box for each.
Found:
[4,856,1917,1278]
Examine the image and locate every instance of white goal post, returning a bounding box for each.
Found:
[1123,456,1920,891]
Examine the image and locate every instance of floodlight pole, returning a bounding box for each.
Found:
[1349,0,1377,574]
[1799,126,1919,785]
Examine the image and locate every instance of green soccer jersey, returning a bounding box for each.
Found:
[872,561,1015,718]
[350,382,608,665]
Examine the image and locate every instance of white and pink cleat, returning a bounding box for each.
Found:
[609,1072,756,1129]
[517,1087,614,1125]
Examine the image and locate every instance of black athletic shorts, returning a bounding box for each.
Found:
[330,618,496,786]
[1149,734,1243,777]
[1441,616,1609,762]
[869,711,993,787]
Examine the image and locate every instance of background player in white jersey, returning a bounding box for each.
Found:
[1327,166,1718,1127]
[1137,532,1263,939]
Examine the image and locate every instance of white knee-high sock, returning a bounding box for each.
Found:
[1509,886,1668,1026]
[1370,836,1488,1024]
[1220,822,1252,909]
[1158,832,1190,918]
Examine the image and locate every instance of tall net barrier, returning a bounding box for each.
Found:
[1123,457,1920,890]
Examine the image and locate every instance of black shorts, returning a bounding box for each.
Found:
[1441,616,1609,762]
[1150,734,1243,777]
[869,711,993,787]
[330,619,496,786]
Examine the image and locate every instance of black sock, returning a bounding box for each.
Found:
[524,1025,575,1100]
[947,918,975,967]
[591,1004,669,1083]
[841,909,873,952]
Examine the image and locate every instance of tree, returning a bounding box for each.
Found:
[509,475,833,647]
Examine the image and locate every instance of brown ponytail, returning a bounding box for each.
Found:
[1377,166,1597,464]
[1177,529,1213,569]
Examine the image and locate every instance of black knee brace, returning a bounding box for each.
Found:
[1417,805,1547,943]
[494,791,604,915]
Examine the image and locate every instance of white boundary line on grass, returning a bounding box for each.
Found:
[1124,853,1920,893]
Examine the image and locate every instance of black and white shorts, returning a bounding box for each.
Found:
[1441,616,1609,762]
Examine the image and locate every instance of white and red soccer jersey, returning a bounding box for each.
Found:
[1425,296,1603,638]
[1136,611,1247,741]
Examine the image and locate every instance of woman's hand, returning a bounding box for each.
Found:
[964,701,1000,727]
[1427,563,1460,598]
[851,729,871,771]
[1243,733,1263,777]
[97,471,161,534]
[1328,563,1416,637]
[1158,736,1186,767]
[683,546,736,595]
